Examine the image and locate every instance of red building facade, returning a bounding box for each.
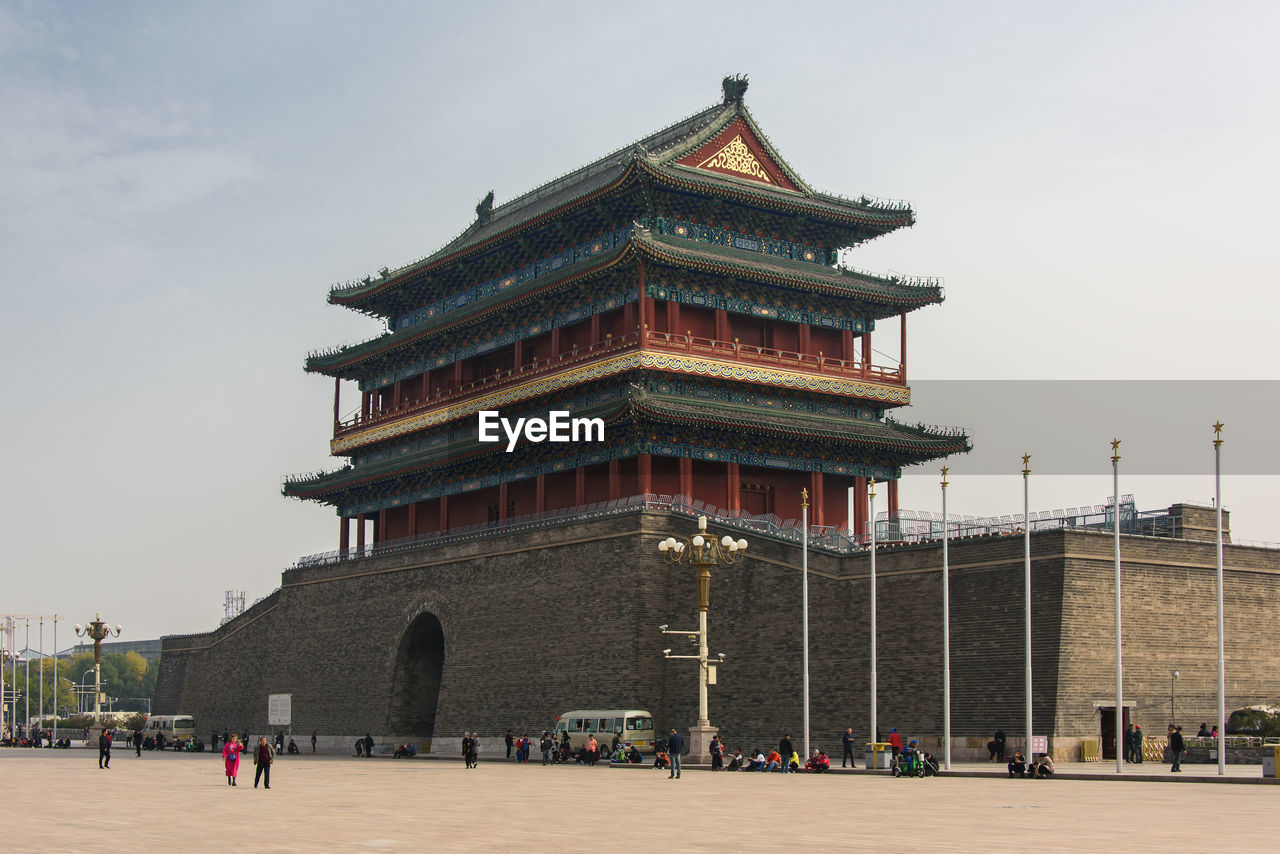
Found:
[285,78,968,550]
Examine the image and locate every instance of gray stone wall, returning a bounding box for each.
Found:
[156,514,1280,757]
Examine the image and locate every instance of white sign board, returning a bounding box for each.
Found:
[268,694,292,727]
[1031,735,1048,755]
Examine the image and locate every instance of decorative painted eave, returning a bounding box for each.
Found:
[306,241,637,376]
[629,390,971,459]
[632,228,942,316]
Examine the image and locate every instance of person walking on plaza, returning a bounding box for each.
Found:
[311,730,317,753]
[1132,725,1144,764]
[841,727,857,768]
[1169,725,1185,772]
[505,729,514,759]
[222,734,245,786]
[363,733,374,758]
[134,728,143,758]
[993,729,1007,762]
[98,729,112,769]
[540,731,553,765]
[779,734,794,774]
[253,736,275,789]
[1123,724,1135,763]
[666,728,683,779]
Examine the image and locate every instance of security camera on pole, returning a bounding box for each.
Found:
[657,514,747,764]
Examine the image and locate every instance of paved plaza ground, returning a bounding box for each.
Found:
[1,749,1276,853]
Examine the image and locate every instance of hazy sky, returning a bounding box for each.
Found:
[2,1,1277,641]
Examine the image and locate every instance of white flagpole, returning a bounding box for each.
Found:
[25,618,30,733]
[1214,421,1225,776]
[941,466,951,771]
[38,618,44,738]
[1112,439,1123,774]
[801,488,811,760]
[869,478,878,761]
[52,617,58,744]
[1022,454,1033,761]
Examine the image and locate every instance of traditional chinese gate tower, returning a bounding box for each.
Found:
[286,78,967,548]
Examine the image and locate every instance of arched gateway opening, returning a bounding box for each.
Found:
[387,612,444,739]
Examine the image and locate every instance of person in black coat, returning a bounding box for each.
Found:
[841,728,857,768]
[1169,726,1185,772]
[779,734,794,774]
[98,730,112,769]
[666,728,683,779]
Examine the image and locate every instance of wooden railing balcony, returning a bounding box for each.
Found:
[642,329,904,385]
[335,328,904,439]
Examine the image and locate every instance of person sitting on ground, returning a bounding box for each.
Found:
[726,748,743,771]
[288,738,300,754]
[804,749,826,773]
[1035,754,1055,778]
[626,743,643,764]
[765,749,783,772]
[653,748,670,770]
[355,739,364,757]
[746,749,766,772]
[788,751,802,772]
[921,750,939,774]
[1008,751,1027,778]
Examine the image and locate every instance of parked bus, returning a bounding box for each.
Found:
[553,709,654,753]
[145,714,196,748]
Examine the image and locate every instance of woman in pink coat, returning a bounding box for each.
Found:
[222,734,245,786]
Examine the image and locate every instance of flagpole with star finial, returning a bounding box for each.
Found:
[1112,438,1124,774]
[1214,421,1225,776]
[1022,452,1033,762]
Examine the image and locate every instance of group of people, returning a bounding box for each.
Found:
[1007,751,1055,778]
[220,733,276,788]
[1,726,65,748]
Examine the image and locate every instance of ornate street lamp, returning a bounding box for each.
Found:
[657,515,748,763]
[74,614,121,727]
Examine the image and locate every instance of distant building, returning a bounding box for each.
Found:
[58,638,162,663]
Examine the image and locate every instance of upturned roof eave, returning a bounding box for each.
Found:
[632,230,942,312]
[305,242,637,377]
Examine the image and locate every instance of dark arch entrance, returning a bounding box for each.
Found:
[387,612,444,739]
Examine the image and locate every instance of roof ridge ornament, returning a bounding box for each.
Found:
[722,74,748,106]
[475,190,495,223]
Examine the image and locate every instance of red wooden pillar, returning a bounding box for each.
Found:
[356,513,366,550]
[575,466,586,506]
[637,453,652,495]
[899,312,907,382]
[861,332,872,366]
[726,461,741,513]
[678,457,692,500]
[408,502,418,537]
[453,360,463,386]
[439,495,449,532]
[810,471,825,527]
[624,301,635,337]
[668,301,681,338]
[536,474,546,513]
[498,482,509,520]
[888,480,900,536]
[608,459,621,500]
[362,391,372,420]
[421,371,430,400]
[854,477,868,542]
[333,377,341,431]
[715,308,729,341]
[393,379,402,408]
[377,509,387,543]
[841,329,854,363]
[339,516,349,551]
[590,313,601,346]
[550,327,561,358]
[798,323,811,356]
[513,339,523,368]
[637,259,648,336]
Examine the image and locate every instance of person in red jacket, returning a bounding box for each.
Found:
[887,728,903,762]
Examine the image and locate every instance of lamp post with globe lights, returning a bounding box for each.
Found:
[74,614,121,727]
[657,515,747,763]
